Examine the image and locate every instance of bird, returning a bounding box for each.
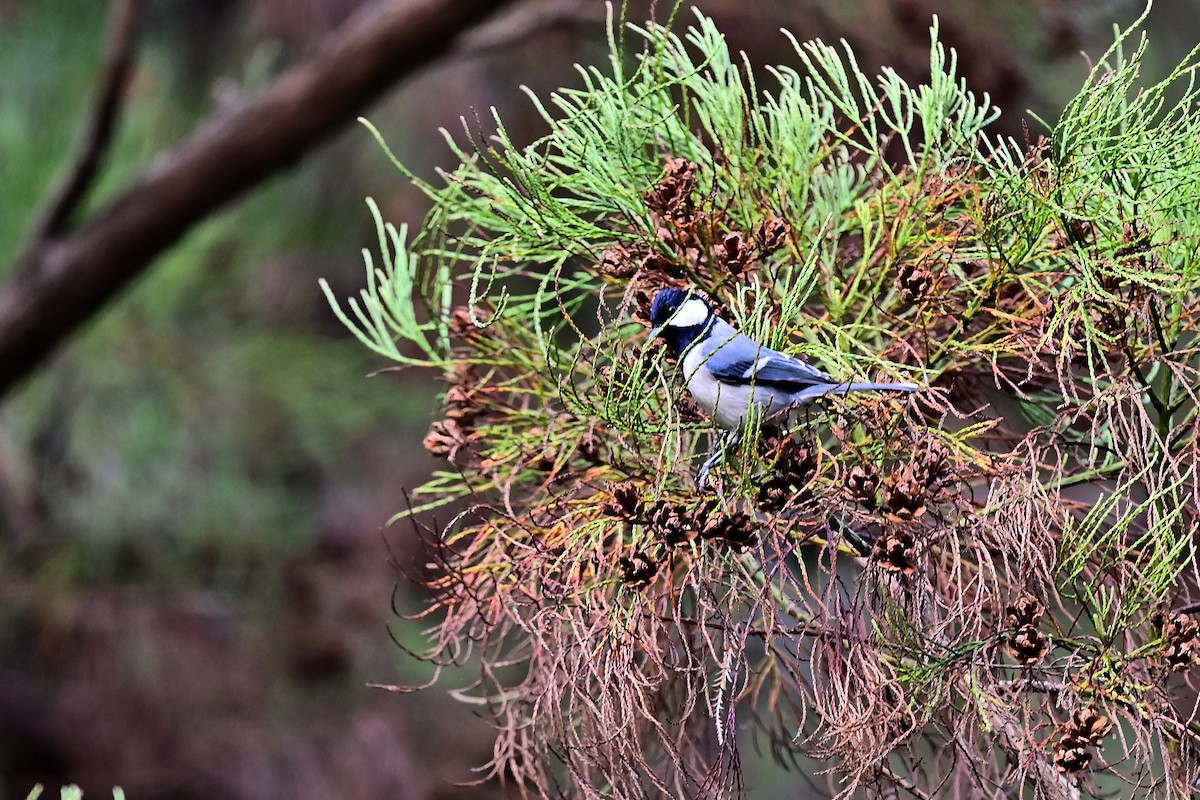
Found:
[647,287,919,485]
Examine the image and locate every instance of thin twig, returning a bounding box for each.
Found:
[1123,343,1169,421]
[879,764,935,800]
[1147,295,1173,357]
[994,677,1068,696]
[23,0,143,245]
[456,0,605,56]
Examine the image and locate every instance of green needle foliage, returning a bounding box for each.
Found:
[325,4,1200,798]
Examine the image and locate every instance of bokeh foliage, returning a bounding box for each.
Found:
[0,0,419,581]
[330,4,1200,798]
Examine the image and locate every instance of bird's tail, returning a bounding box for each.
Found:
[822,381,920,396]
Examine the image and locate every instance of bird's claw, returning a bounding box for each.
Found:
[696,454,720,491]
[695,433,738,492]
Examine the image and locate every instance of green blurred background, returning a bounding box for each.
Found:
[0,1,1196,797]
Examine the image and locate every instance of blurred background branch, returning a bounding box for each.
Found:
[0,0,517,399]
[20,0,144,246]
[456,0,606,56]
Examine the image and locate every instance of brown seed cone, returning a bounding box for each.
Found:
[1006,622,1050,665]
[597,247,639,279]
[601,247,679,286]
[844,464,879,508]
[423,418,469,460]
[1003,593,1049,664]
[1052,704,1111,773]
[443,385,483,426]
[1159,611,1200,671]
[618,551,658,588]
[1052,736,1093,773]
[766,437,816,484]
[448,305,487,340]
[644,158,698,221]
[754,215,791,253]
[756,474,793,513]
[445,361,477,389]
[603,481,645,520]
[1005,593,1046,627]
[699,510,757,550]
[915,451,953,492]
[647,500,695,547]
[713,231,752,274]
[896,260,933,301]
[1072,705,1112,747]
[884,465,927,522]
[872,529,917,575]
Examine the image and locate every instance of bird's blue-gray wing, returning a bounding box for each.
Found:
[699,333,835,390]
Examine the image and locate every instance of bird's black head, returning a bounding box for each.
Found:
[649,288,713,355]
[649,288,690,328]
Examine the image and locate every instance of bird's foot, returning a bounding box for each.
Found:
[696,451,722,491]
[695,433,738,491]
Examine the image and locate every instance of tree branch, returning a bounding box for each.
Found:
[878,764,934,800]
[23,0,143,245]
[455,0,604,57]
[984,697,1081,800]
[0,0,520,399]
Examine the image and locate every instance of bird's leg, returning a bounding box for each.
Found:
[802,400,818,429]
[697,431,739,491]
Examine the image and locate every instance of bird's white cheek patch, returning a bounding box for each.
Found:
[668,297,709,328]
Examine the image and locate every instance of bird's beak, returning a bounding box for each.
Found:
[647,325,662,342]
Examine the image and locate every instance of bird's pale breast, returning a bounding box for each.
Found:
[681,344,788,429]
